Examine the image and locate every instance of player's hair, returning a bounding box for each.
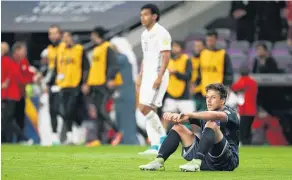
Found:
[256,43,268,51]
[206,30,218,38]
[11,42,26,54]
[92,26,109,39]
[49,24,62,34]
[63,31,72,37]
[141,4,160,22]
[206,83,228,100]
[172,40,184,49]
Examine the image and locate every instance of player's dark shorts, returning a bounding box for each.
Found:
[181,136,239,171]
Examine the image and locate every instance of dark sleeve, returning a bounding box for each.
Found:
[223,54,234,86]
[81,49,90,84]
[252,58,257,73]
[223,108,238,123]
[174,59,192,81]
[189,118,201,127]
[195,65,201,85]
[106,47,119,81]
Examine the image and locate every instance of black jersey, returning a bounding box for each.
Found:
[189,106,240,150]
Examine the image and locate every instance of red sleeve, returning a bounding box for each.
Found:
[1,57,11,83]
[20,58,34,84]
[231,77,245,92]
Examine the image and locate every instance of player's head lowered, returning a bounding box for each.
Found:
[91,26,108,45]
[205,83,228,111]
[140,4,160,28]
[206,30,218,50]
[171,41,184,57]
[48,24,62,45]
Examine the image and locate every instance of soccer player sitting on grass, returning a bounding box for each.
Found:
[139,83,239,172]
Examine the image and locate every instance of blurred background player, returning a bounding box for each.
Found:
[54,31,89,144]
[1,42,40,144]
[44,25,66,145]
[232,65,258,145]
[139,83,239,172]
[83,26,122,146]
[191,39,205,111]
[162,41,194,130]
[137,4,171,155]
[195,30,234,110]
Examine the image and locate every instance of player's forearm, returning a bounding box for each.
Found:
[184,111,227,122]
[158,52,170,78]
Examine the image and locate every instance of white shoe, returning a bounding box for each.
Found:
[63,132,74,145]
[139,158,164,171]
[52,133,60,145]
[179,159,201,172]
[138,148,159,155]
[20,139,34,146]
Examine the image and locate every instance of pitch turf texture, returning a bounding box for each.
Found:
[2,145,291,180]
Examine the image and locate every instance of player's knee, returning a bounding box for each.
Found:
[172,124,185,134]
[205,121,219,130]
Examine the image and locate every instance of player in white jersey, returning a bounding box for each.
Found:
[136,4,172,155]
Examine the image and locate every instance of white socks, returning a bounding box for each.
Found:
[145,110,166,147]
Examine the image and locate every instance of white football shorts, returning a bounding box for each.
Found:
[139,71,169,108]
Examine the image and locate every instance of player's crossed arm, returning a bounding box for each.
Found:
[163,111,228,123]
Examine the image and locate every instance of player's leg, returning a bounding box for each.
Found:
[62,88,80,144]
[15,97,26,142]
[139,124,196,171]
[49,91,60,145]
[179,120,222,172]
[138,74,168,155]
[240,115,254,145]
[162,98,178,131]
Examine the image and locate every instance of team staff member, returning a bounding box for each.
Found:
[44,24,66,144]
[195,30,233,109]
[82,26,121,145]
[15,56,37,142]
[163,41,194,129]
[232,66,258,145]
[191,39,205,111]
[1,42,39,143]
[52,31,90,144]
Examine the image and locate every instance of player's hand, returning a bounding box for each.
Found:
[163,112,180,123]
[33,72,43,83]
[1,79,10,89]
[168,69,176,75]
[153,76,162,89]
[82,84,90,95]
[177,113,190,123]
[107,80,115,89]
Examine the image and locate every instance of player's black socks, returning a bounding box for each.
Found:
[195,127,215,160]
[157,129,181,161]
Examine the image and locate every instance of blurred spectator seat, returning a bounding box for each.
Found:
[216,40,227,49]
[274,40,289,49]
[273,55,292,73]
[229,40,250,54]
[272,49,291,56]
[229,53,248,73]
[185,29,206,41]
[216,28,232,41]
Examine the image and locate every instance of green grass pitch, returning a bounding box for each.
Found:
[2,145,292,180]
